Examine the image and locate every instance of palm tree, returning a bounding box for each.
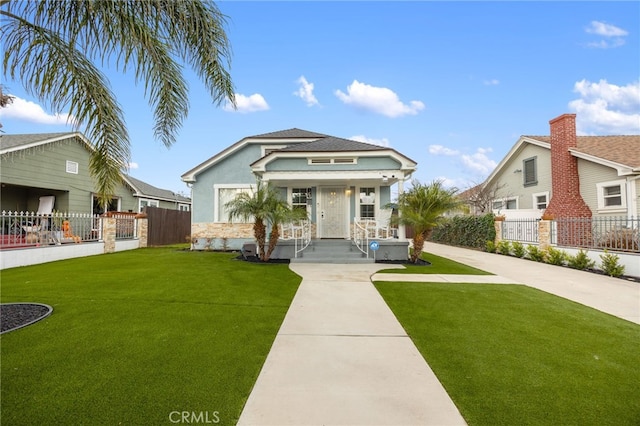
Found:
[392,180,462,263]
[225,180,298,262]
[264,201,308,262]
[1,0,234,203]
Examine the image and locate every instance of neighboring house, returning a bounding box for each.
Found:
[0,132,190,214]
[483,114,640,220]
[181,128,417,249]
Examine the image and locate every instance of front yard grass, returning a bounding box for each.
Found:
[378,251,491,275]
[0,248,301,425]
[374,281,640,425]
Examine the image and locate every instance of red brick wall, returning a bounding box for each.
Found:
[544,113,592,219]
[543,114,592,246]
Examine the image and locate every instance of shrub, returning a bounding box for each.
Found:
[497,240,511,255]
[546,247,567,266]
[431,213,496,250]
[527,245,546,262]
[599,250,625,278]
[511,241,525,258]
[485,240,496,253]
[567,250,595,271]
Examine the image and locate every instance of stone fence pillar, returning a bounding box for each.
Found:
[136,214,148,248]
[494,219,503,244]
[102,216,116,253]
[538,219,552,250]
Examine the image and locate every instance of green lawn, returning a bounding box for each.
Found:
[377,251,492,275]
[374,281,640,425]
[0,248,301,425]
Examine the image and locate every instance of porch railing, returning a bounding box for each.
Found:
[279,220,311,258]
[1,211,140,249]
[353,217,370,258]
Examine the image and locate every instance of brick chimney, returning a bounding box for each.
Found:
[544,113,592,219]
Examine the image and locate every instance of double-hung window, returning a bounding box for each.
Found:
[596,180,626,211]
[532,192,549,210]
[291,188,310,215]
[359,187,376,219]
[139,199,159,213]
[523,157,537,187]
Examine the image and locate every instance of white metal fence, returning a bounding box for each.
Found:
[501,216,639,253]
[1,211,137,249]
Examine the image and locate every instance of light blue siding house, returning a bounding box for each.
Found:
[181,129,417,255]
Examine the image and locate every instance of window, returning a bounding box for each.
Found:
[309,158,356,165]
[359,187,376,218]
[532,192,549,210]
[214,185,253,222]
[492,197,518,211]
[178,204,190,212]
[139,199,159,213]
[523,157,537,187]
[66,160,79,174]
[596,180,626,211]
[292,188,310,214]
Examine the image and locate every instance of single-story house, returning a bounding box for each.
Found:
[483,113,640,220]
[0,132,190,214]
[181,128,417,252]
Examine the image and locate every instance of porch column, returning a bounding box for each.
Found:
[397,178,406,240]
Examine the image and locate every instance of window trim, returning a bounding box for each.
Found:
[357,186,377,219]
[531,191,549,210]
[290,187,311,216]
[596,179,626,212]
[308,157,357,165]
[523,156,537,187]
[66,160,79,174]
[214,184,254,223]
[138,198,160,213]
[492,196,518,211]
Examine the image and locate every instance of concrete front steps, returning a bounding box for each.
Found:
[291,239,374,264]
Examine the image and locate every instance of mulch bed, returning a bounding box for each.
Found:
[376,258,431,266]
[1,303,52,334]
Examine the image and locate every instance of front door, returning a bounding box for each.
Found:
[320,187,347,238]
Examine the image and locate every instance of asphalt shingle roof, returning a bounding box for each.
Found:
[124,175,190,202]
[526,135,640,169]
[276,136,387,152]
[250,128,329,139]
[0,132,78,151]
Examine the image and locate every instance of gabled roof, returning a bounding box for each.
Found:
[1,132,188,203]
[0,132,88,153]
[250,128,329,139]
[485,134,640,187]
[123,175,190,203]
[276,136,387,152]
[182,128,418,182]
[525,135,640,169]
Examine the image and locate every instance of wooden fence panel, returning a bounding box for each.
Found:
[145,206,191,246]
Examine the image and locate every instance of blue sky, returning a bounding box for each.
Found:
[1,1,639,195]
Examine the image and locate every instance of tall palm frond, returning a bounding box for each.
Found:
[1,0,234,203]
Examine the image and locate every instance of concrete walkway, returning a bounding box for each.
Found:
[237,263,467,426]
[421,242,640,325]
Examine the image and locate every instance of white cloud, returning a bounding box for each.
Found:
[429,144,460,156]
[569,79,640,134]
[585,21,628,37]
[584,21,627,49]
[433,176,469,191]
[350,135,390,147]
[223,93,269,113]
[461,147,497,176]
[128,162,139,170]
[0,95,74,125]
[334,80,425,118]
[483,79,500,86]
[293,76,319,107]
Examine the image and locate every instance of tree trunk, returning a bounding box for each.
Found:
[411,232,425,263]
[265,225,280,262]
[253,219,267,261]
